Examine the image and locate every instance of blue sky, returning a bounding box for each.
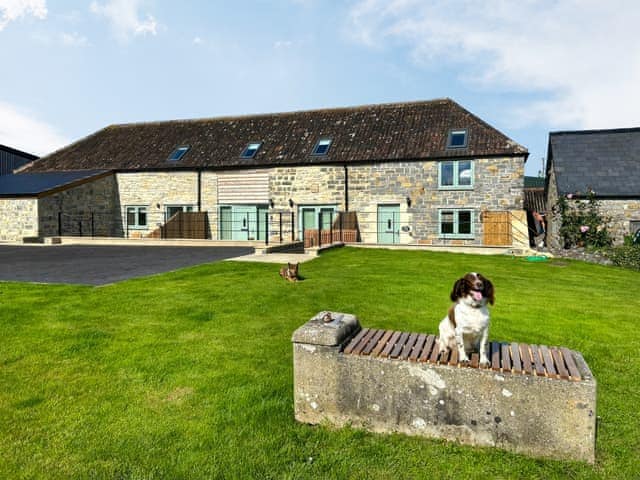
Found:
[1,1,639,177]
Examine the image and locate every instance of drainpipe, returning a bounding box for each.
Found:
[197,169,202,212]
[343,164,349,211]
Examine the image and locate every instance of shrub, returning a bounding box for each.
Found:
[607,245,640,270]
[556,190,613,248]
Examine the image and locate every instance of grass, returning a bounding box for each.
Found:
[0,247,639,479]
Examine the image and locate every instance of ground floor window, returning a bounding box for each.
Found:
[298,205,337,236]
[439,209,474,238]
[126,206,147,229]
[165,205,194,222]
[218,204,268,240]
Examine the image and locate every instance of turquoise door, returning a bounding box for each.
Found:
[256,206,268,241]
[377,204,400,244]
[232,206,254,240]
[219,206,232,240]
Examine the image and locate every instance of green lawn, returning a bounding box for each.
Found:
[1,247,638,479]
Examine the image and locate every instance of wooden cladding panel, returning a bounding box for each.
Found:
[217,171,269,204]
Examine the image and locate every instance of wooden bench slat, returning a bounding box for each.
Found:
[400,333,419,360]
[390,332,409,358]
[539,345,557,378]
[501,343,512,372]
[510,342,522,374]
[438,348,451,365]
[551,348,570,380]
[561,347,582,381]
[470,352,479,368]
[343,328,369,354]
[520,344,533,375]
[345,328,581,383]
[362,329,385,356]
[530,345,546,376]
[491,341,501,371]
[419,335,436,362]
[352,329,378,355]
[449,347,459,366]
[409,334,427,362]
[429,337,441,363]
[380,331,401,358]
[370,330,394,358]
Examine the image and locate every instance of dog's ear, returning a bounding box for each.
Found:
[450,278,466,302]
[484,278,495,305]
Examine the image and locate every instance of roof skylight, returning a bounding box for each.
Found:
[312,138,332,156]
[447,129,468,149]
[168,145,190,162]
[240,142,262,159]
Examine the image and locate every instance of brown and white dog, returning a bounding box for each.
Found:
[279,262,300,282]
[438,272,494,366]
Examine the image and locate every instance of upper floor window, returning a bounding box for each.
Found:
[439,160,473,189]
[240,142,262,159]
[168,146,190,162]
[447,129,468,149]
[312,138,332,156]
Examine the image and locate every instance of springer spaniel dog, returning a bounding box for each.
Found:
[438,272,495,366]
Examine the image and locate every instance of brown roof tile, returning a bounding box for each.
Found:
[24,99,527,173]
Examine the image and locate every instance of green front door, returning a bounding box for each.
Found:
[232,206,255,240]
[219,206,232,240]
[377,204,400,244]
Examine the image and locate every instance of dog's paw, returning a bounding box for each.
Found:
[479,357,490,368]
[459,355,470,366]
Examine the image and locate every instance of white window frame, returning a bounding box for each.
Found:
[439,209,474,239]
[126,205,148,230]
[438,160,474,190]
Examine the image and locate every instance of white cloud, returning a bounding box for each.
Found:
[60,31,89,47]
[192,36,202,45]
[0,101,68,156]
[274,40,293,49]
[90,0,158,41]
[348,0,640,129]
[0,0,47,31]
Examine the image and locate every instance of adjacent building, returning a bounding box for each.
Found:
[0,144,37,176]
[545,128,640,247]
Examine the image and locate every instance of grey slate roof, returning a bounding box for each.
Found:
[548,128,640,197]
[0,170,109,197]
[22,99,527,173]
[0,144,38,175]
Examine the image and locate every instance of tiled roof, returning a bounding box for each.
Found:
[23,99,527,173]
[0,170,109,197]
[549,128,640,197]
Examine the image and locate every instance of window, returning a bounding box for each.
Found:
[439,160,473,189]
[126,206,147,229]
[439,209,474,238]
[312,138,332,156]
[168,145,190,162]
[447,129,468,148]
[166,205,194,220]
[240,142,262,159]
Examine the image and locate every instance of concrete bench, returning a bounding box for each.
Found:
[292,312,597,463]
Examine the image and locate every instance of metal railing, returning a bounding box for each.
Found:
[50,209,536,247]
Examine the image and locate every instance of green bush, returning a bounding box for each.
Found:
[556,189,613,248]
[607,244,640,270]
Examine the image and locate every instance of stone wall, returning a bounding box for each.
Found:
[600,199,640,243]
[268,157,526,246]
[0,198,38,241]
[546,169,640,247]
[38,174,120,237]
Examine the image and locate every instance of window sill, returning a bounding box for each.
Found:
[438,186,474,191]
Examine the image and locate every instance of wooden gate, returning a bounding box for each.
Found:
[483,211,512,246]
